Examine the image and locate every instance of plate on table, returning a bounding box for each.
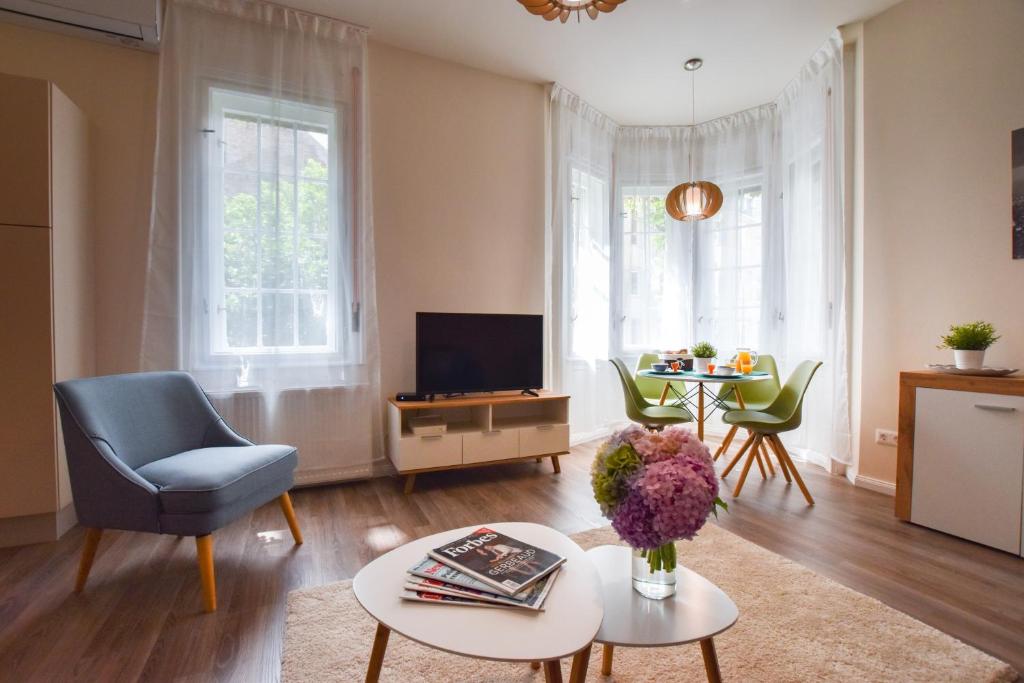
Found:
[927,364,1019,377]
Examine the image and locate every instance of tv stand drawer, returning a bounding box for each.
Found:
[463,429,519,464]
[395,433,462,470]
[519,423,569,457]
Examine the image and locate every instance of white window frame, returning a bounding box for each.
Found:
[203,87,351,365]
[566,162,612,361]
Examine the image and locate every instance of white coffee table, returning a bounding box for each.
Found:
[353,522,604,683]
[586,545,738,683]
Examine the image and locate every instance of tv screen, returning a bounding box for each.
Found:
[416,313,543,396]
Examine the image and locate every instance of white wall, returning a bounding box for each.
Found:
[856,0,1024,484]
[370,42,546,398]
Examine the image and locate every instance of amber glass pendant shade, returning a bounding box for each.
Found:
[665,181,724,221]
[517,0,627,23]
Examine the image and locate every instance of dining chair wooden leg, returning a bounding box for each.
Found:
[601,644,614,675]
[699,638,723,683]
[765,436,791,482]
[721,433,755,478]
[568,644,592,683]
[196,534,217,613]
[760,443,775,476]
[732,436,762,497]
[278,492,304,545]
[658,382,671,406]
[74,528,103,593]
[754,449,767,479]
[770,435,814,505]
[543,660,562,683]
[365,622,391,683]
[713,425,739,461]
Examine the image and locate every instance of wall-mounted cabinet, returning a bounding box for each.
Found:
[387,393,570,493]
[0,72,93,546]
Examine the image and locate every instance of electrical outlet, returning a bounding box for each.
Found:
[875,429,898,447]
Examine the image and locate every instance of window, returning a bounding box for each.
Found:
[568,166,610,360]
[206,89,346,359]
[619,186,669,350]
[695,184,763,351]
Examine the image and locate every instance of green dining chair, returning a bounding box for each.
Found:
[712,355,782,467]
[719,360,822,505]
[610,359,695,430]
[634,353,670,406]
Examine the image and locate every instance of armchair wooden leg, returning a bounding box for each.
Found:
[769,435,815,505]
[196,534,217,613]
[278,492,304,545]
[74,528,103,593]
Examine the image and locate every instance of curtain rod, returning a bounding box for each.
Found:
[183,0,371,33]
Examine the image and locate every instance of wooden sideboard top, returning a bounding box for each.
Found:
[388,391,570,410]
[899,370,1024,396]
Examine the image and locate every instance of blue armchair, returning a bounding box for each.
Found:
[54,371,303,612]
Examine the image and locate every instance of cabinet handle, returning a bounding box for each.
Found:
[974,404,1018,413]
[484,430,502,436]
[537,425,555,431]
[420,434,443,441]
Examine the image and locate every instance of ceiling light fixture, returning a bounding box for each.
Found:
[665,58,723,222]
[516,0,628,23]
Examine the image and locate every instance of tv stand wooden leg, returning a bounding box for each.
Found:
[403,474,416,494]
[550,455,561,474]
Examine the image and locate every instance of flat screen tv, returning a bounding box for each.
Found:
[416,313,543,397]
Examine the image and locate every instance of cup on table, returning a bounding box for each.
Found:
[670,361,681,371]
[707,363,716,374]
[652,363,669,372]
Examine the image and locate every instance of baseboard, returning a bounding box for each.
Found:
[854,474,896,496]
[0,503,77,548]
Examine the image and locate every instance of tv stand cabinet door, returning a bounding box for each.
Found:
[463,430,519,464]
[397,434,462,471]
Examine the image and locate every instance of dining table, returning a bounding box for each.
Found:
[637,369,772,442]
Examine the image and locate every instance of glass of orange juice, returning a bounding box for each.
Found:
[707,363,716,374]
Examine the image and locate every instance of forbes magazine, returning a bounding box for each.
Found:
[428,527,565,595]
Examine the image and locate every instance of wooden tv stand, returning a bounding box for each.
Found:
[386,392,570,493]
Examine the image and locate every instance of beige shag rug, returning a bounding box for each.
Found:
[282,525,1017,682]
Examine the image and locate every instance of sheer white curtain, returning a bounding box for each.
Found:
[772,31,851,468]
[614,127,695,354]
[547,85,624,443]
[143,0,384,483]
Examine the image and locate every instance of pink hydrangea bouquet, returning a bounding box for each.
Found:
[591,425,726,573]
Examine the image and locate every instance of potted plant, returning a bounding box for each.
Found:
[691,341,716,374]
[937,321,1000,370]
[591,425,727,599]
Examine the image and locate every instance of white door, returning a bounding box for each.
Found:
[911,388,1024,554]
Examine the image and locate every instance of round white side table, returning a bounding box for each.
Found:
[586,545,739,683]
[353,522,604,683]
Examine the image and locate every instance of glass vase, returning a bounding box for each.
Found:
[631,543,677,600]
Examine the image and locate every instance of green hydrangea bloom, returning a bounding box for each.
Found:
[591,444,642,515]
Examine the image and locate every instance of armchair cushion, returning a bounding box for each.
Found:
[136,445,297,515]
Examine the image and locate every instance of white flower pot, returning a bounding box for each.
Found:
[694,357,712,374]
[953,349,985,370]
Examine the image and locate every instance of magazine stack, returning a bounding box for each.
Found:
[401,527,566,611]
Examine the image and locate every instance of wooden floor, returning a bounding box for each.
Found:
[1,441,1022,681]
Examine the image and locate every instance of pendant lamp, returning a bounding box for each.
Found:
[665,58,723,222]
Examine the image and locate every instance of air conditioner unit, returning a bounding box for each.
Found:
[0,0,162,50]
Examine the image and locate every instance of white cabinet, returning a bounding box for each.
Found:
[910,388,1024,554]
